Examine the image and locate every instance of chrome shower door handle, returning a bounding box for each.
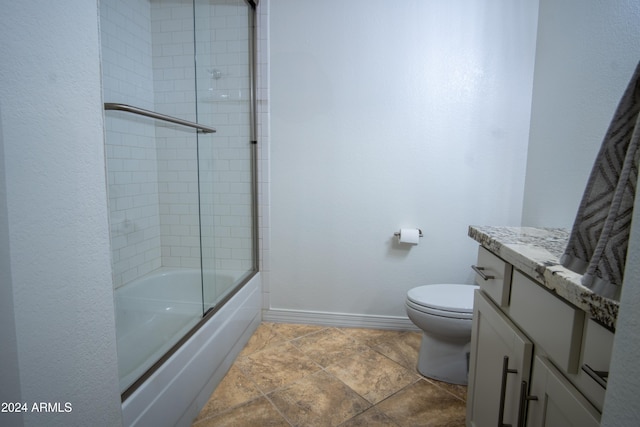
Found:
[472,264,495,281]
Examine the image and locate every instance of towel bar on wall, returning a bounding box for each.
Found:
[104,103,216,134]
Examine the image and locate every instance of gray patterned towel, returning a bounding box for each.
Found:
[561,61,640,300]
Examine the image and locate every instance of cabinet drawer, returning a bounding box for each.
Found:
[509,270,585,373]
[472,246,512,307]
[571,319,614,412]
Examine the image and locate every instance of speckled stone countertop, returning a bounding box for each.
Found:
[469,225,619,330]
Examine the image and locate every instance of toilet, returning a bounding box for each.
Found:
[405,284,479,385]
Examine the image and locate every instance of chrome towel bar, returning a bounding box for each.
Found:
[104,103,216,134]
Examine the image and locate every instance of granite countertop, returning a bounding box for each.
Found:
[468,225,619,330]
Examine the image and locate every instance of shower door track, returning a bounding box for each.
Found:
[104,103,216,134]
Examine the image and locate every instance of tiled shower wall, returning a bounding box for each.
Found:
[101,0,162,288]
[102,0,255,289]
[151,0,202,271]
[192,0,254,279]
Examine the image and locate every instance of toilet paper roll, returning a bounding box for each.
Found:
[398,228,420,245]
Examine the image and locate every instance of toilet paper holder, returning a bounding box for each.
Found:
[394,229,423,238]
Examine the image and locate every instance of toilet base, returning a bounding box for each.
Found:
[417,332,471,385]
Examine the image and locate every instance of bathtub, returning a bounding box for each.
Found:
[116,268,261,427]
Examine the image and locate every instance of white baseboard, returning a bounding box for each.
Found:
[262,308,419,331]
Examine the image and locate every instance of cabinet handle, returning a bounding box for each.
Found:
[472,265,495,281]
[498,356,518,427]
[582,364,608,389]
[516,380,538,427]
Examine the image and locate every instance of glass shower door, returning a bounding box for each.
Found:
[102,0,257,397]
[102,0,207,395]
[194,0,256,313]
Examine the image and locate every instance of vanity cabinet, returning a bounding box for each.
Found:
[527,356,600,427]
[466,246,613,427]
[467,291,532,427]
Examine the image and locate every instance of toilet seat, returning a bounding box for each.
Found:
[407,284,478,319]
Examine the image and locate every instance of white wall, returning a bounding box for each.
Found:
[522,0,640,227]
[268,0,539,323]
[0,1,122,426]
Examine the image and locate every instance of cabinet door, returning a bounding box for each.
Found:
[467,291,533,427]
[527,356,600,427]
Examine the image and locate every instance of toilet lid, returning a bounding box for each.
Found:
[407,284,478,313]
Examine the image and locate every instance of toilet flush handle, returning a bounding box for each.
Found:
[471,265,495,281]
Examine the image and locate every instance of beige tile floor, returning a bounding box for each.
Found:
[192,323,467,427]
